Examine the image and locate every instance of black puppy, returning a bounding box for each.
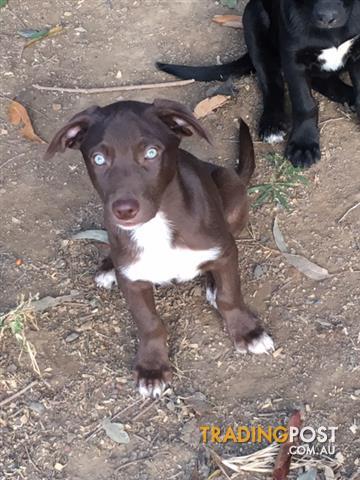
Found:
[157,0,360,167]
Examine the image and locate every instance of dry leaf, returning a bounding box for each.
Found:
[72,229,109,244]
[282,253,330,281]
[273,217,289,253]
[297,469,317,480]
[212,14,243,28]
[273,217,331,281]
[25,24,64,48]
[194,95,230,119]
[101,418,130,444]
[273,410,302,480]
[8,100,45,143]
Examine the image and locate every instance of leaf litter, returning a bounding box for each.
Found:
[273,217,331,281]
[212,14,243,28]
[8,100,46,143]
[193,95,230,119]
[101,418,130,444]
[22,24,64,48]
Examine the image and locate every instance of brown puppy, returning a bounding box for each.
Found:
[45,99,274,398]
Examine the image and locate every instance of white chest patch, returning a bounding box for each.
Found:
[121,213,221,284]
[318,37,355,72]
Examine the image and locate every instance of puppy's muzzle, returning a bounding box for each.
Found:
[112,198,140,222]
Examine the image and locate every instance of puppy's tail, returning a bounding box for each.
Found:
[236,119,255,184]
[156,53,254,82]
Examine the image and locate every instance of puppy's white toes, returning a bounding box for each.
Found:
[247,332,275,355]
[206,286,218,309]
[138,379,166,399]
[263,131,286,144]
[152,381,166,399]
[138,379,151,398]
[95,269,117,289]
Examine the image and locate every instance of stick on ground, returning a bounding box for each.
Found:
[0,380,38,408]
[32,79,195,95]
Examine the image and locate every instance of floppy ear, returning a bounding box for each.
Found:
[152,98,211,143]
[44,105,101,160]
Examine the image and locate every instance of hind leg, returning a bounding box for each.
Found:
[311,75,355,106]
[205,246,274,355]
[211,167,249,236]
[243,0,286,143]
[95,256,117,289]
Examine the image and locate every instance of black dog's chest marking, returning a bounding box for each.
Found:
[297,35,360,72]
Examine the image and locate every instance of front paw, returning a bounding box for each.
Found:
[235,326,275,355]
[285,137,320,168]
[135,364,172,398]
[95,269,117,289]
[259,113,286,144]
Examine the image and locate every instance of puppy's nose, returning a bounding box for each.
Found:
[112,198,140,221]
[315,8,339,27]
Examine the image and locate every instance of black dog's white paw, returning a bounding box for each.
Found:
[261,128,286,144]
[259,114,286,144]
[285,139,321,167]
[95,269,117,289]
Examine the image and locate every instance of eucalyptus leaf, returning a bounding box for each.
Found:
[273,217,331,281]
[101,418,130,444]
[221,0,238,9]
[19,28,49,39]
[0,0,8,8]
[72,229,109,244]
[273,217,288,252]
[297,468,317,480]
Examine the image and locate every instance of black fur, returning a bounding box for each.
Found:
[157,0,360,167]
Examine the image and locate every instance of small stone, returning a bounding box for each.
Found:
[54,463,65,471]
[116,70,122,79]
[52,103,62,112]
[28,401,45,415]
[63,11,72,16]
[65,332,80,343]
[180,419,199,448]
[253,264,267,279]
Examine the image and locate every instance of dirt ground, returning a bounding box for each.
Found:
[0,1,359,479]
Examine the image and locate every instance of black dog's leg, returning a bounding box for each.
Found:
[348,60,360,118]
[283,61,320,168]
[243,0,286,143]
[311,75,355,106]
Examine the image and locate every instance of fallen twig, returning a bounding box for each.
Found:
[338,201,360,223]
[32,79,195,95]
[85,396,144,440]
[115,452,167,473]
[0,380,38,408]
[131,396,161,422]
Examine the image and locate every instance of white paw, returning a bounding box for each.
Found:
[247,332,275,354]
[263,132,286,144]
[206,286,218,309]
[138,379,166,399]
[95,269,117,289]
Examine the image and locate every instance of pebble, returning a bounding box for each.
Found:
[28,401,45,415]
[65,332,80,343]
[253,264,267,279]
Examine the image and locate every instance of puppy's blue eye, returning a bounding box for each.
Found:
[94,153,106,166]
[145,147,158,159]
